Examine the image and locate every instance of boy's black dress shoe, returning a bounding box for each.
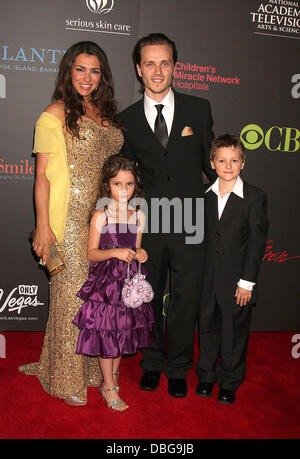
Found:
[195,382,213,398]
[217,389,236,405]
[168,378,188,398]
[140,371,161,391]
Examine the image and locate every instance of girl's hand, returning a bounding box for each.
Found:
[32,225,56,265]
[235,286,252,307]
[135,248,148,263]
[114,248,136,263]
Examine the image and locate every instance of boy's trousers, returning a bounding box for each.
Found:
[197,296,252,391]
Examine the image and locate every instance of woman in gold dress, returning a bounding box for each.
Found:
[19,41,123,406]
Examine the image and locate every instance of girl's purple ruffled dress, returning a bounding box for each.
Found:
[73,220,155,358]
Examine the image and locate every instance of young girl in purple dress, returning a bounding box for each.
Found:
[73,155,154,412]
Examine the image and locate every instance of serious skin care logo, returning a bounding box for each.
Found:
[86,0,114,14]
[65,0,132,35]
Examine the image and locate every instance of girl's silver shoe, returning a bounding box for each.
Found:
[99,386,128,412]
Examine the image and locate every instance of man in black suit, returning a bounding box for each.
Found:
[120,33,215,398]
[195,134,268,404]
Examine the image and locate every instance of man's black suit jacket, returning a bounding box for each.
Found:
[119,90,215,201]
[201,182,268,309]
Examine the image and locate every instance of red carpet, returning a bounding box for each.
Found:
[1,331,299,439]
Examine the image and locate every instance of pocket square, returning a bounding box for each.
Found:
[181,126,194,136]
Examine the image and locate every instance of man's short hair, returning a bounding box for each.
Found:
[133,33,178,67]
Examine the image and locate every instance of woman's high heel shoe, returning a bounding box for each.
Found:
[64,395,87,406]
[99,386,128,412]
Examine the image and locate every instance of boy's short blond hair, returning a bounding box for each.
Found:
[210,134,246,162]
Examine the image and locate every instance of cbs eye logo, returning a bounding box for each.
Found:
[240,124,264,150]
[240,124,300,152]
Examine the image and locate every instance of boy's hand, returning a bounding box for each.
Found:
[114,248,136,263]
[235,286,252,307]
[135,248,148,263]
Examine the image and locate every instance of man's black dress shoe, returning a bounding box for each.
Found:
[195,382,213,398]
[140,371,161,391]
[168,378,188,398]
[217,389,236,405]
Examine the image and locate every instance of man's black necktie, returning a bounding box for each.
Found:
[154,104,168,149]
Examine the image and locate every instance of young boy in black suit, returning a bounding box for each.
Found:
[196,134,268,405]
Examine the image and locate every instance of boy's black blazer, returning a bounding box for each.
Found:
[119,90,215,201]
[201,182,268,309]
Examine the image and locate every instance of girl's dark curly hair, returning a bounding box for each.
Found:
[54,41,121,138]
[100,155,144,200]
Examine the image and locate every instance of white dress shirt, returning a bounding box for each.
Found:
[206,176,255,291]
[144,88,174,135]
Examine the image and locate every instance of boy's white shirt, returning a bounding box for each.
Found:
[206,176,255,291]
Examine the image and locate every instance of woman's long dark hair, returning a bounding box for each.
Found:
[54,41,121,138]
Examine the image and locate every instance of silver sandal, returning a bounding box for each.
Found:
[99,386,128,412]
[64,395,87,406]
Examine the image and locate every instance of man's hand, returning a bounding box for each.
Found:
[235,286,252,307]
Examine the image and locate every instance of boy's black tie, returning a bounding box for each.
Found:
[154,104,168,149]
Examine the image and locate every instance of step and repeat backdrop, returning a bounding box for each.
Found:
[0,0,299,331]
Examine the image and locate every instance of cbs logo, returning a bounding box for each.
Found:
[240,124,300,152]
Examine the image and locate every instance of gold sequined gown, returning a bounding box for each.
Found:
[19,121,123,399]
